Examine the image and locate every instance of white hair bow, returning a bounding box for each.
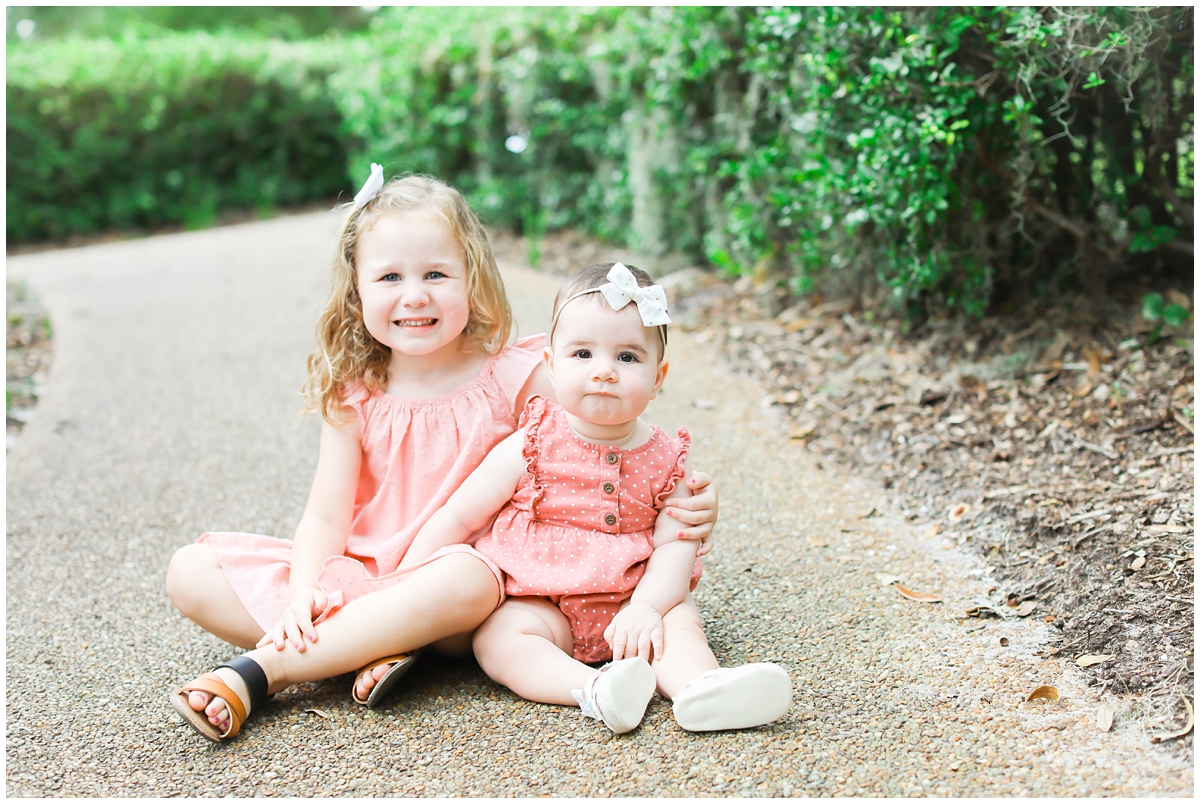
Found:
[353,163,384,210]
[598,263,671,327]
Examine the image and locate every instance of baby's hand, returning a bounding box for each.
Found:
[604,602,665,663]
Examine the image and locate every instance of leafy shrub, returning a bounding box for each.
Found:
[600,7,1194,315]
[332,8,628,243]
[339,6,1191,314]
[8,8,1192,318]
[6,32,351,240]
[6,6,373,42]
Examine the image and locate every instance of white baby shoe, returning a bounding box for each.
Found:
[672,662,793,732]
[572,657,657,734]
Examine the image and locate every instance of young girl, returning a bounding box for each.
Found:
[401,262,792,734]
[167,170,719,741]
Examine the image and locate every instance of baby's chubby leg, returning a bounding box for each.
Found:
[653,595,792,731]
[650,594,719,699]
[474,597,657,734]
[472,597,589,706]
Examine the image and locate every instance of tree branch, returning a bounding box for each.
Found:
[1024,201,1122,263]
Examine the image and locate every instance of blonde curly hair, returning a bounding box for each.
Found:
[303,174,513,423]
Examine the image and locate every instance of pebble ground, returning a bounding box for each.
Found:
[6,212,1192,796]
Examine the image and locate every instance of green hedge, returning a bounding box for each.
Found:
[8,9,1193,316]
[6,32,353,240]
[340,6,1192,316]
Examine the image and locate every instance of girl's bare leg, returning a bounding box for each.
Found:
[650,594,719,699]
[471,597,592,706]
[186,552,501,729]
[165,543,264,650]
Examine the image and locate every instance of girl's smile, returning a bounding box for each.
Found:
[355,210,474,378]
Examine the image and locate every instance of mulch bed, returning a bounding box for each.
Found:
[494,229,1195,738]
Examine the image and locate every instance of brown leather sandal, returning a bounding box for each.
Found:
[352,651,419,708]
[170,656,268,742]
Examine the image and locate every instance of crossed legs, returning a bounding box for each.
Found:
[168,549,501,732]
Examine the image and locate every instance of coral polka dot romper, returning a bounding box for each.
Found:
[474,395,702,663]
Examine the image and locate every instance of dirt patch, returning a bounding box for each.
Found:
[493,228,1195,745]
[6,280,54,450]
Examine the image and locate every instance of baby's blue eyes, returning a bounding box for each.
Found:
[570,349,640,363]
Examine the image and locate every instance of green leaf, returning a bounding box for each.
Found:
[1142,292,1165,321]
[1130,204,1153,228]
[1082,71,1105,90]
[1163,304,1190,328]
[1129,232,1157,254]
[1129,225,1178,253]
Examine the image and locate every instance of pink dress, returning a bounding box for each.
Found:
[474,396,702,663]
[200,334,546,631]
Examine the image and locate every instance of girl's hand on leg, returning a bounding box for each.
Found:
[604,603,664,663]
[664,470,718,556]
[255,589,328,651]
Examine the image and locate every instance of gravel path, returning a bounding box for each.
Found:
[6,212,1192,796]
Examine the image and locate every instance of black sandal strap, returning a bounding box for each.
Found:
[216,655,269,713]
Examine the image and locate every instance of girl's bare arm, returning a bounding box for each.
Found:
[261,411,362,650]
[400,430,527,568]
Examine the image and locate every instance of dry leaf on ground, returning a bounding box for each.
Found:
[1130,555,1146,570]
[921,524,940,539]
[304,709,330,718]
[894,584,942,603]
[1076,654,1116,667]
[1027,686,1060,702]
[876,573,901,587]
[1015,600,1038,617]
[806,535,828,547]
[1096,703,1115,732]
[1149,694,1194,743]
[965,602,1004,619]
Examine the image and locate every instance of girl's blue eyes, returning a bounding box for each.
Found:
[381,271,448,282]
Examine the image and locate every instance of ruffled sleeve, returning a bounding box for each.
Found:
[654,427,692,508]
[338,383,374,430]
[518,394,551,514]
[489,333,547,411]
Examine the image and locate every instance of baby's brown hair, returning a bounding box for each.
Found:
[549,263,668,359]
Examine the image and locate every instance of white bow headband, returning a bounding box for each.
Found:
[550,263,671,345]
[353,163,384,210]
